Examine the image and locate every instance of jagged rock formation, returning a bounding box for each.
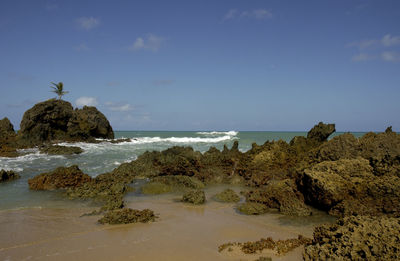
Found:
[28,165,92,190]
[0,118,19,157]
[18,99,114,146]
[0,169,20,183]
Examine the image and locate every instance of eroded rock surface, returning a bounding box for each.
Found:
[98,208,156,225]
[28,165,91,190]
[0,169,20,183]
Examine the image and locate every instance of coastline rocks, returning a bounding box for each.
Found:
[245,179,312,216]
[0,117,15,140]
[0,169,20,183]
[214,189,240,203]
[237,202,268,215]
[182,189,206,204]
[98,208,156,225]
[306,122,336,143]
[39,145,83,155]
[18,99,113,146]
[141,175,205,194]
[304,216,400,260]
[28,165,91,190]
[141,182,172,194]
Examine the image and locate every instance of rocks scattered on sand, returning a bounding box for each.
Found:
[304,216,400,260]
[245,179,312,216]
[237,202,268,215]
[182,189,206,204]
[214,188,240,203]
[219,235,312,255]
[0,169,20,183]
[28,165,91,190]
[39,145,83,155]
[18,99,114,146]
[98,208,157,225]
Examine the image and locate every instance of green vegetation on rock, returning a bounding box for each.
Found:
[214,188,240,203]
[237,202,268,215]
[182,189,206,204]
[98,208,156,225]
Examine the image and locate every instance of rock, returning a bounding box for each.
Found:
[214,189,240,203]
[306,122,335,142]
[0,169,20,183]
[245,179,312,216]
[0,117,15,140]
[237,202,268,215]
[98,208,156,224]
[18,99,113,146]
[304,216,400,260]
[141,182,172,194]
[299,158,373,210]
[28,165,91,190]
[39,145,83,155]
[151,175,205,189]
[182,189,206,204]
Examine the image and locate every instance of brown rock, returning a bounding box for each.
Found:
[28,165,91,190]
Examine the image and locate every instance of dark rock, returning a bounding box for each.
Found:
[0,117,15,140]
[214,189,240,203]
[18,99,113,146]
[182,189,206,204]
[28,165,91,190]
[245,179,312,216]
[0,169,20,183]
[39,145,83,155]
[304,216,400,260]
[98,208,156,224]
[306,122,335,142]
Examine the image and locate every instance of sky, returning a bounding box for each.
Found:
[0,0,400,131]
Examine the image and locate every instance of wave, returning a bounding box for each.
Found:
[196,131,238,136]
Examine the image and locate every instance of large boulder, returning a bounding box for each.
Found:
[28,165,91,190]
[18,99,113,146]
[306,122,336,143]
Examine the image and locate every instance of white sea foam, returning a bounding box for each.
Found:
[196,131,238,136]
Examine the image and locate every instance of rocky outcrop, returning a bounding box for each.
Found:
[0,169,20,183]
[298,158,400,217]
[39,145,83,155]
[237,202,268,215]
[18,99,113,146]
[306,122,336,143]
[304,216,400,260]
[245,179,312,216]
[28,165,91,190]
[98,208,156,225]
[0,117,15,140]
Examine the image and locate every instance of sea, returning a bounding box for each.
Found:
[0,130,365,210]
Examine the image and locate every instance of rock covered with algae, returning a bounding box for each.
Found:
[0,169,20,183]
[182,189,206,204]
[213,188,240,203]
[98,208,157,225]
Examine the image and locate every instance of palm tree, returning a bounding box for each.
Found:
[50,82,68,100]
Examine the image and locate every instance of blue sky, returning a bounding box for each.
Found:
[1,0,399,131]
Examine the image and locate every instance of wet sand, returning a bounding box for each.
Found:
[0,186,335,261]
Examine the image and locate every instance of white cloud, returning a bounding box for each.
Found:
[223,9,237,21]
[381,51,400,62]
[381,34,400,47]
[130,34,164,52]
[76,97,98,107]
[347,39,377,50]
[351,53,375,62]
[224,8,272,21]
[76,17,100,30]
[75,43,89,51]
[106,102,134,112]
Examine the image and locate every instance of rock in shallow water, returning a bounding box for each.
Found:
[182,189,206,204]
[98,208,156,225]
[214,188,240,203]
[39,145,83,155]
[28,165,91,190]
[0,169,20,183]
[237,202,268,215]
